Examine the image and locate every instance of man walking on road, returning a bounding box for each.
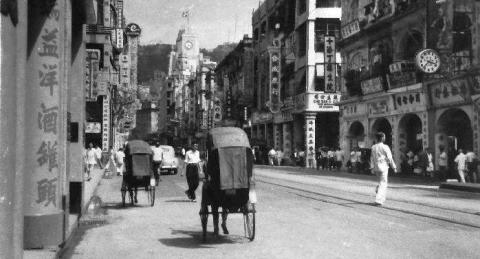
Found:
[151,141,163,186]
[370,132,397,206]
[184,143,201,201]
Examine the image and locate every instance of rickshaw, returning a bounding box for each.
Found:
[121,140,156,207]
[199,127,256,241]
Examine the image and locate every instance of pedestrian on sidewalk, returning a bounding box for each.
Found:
[94,145,103,169]
[438,146,448,181]
[307,149,316,168]
[268,147,277,166]
[370,132,397,206]
[454,149,467,183]
[276,148,284,166]
[465,149,477,183]
[184,143,201,201]
[327,148,335,170]
[335,147,344,171]
[84,143,96,181]
[426,148,434,178]
[316,147,323,170]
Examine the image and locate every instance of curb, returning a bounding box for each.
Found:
[440,182,480,193]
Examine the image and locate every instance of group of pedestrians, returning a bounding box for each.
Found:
[83,143,104,181]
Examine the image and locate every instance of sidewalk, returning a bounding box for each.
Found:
[24,168,105,259]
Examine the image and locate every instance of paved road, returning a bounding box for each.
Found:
[61,167,480,259]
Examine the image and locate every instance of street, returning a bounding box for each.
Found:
[60,166,480,259]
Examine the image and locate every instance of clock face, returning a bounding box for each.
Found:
[416,49,441,74]
[185,41,193,50]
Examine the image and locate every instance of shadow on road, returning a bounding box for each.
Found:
[158,229,247,248]
[164,199,195,203]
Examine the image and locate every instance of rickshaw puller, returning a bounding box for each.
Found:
[184,143,201,201]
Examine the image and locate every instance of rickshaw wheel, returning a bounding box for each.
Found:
[243,203,255,241]
[148,186,155,206]
[200,205,208,241]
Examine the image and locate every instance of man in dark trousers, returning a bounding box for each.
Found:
[184,143,201,201]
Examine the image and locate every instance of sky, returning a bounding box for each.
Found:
[124,0,261,49]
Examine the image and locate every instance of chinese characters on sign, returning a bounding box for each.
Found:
[86,49,100,101]
[361,76,384,95]
[102,95,110,152]
[268,49,281,113]
[31,3,62,209]
[224,75,232,118]
[341,20,360,39]
[429,77,469,106]
[324,36,336,93]
[311,93,341,111]
[392,92,425,113]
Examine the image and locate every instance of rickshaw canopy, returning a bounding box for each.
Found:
[208,127,251,150]
[126,140,153,155]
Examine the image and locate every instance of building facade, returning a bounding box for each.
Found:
[250,0,342,166]
[338,0,480,177]
[215,35,255,135]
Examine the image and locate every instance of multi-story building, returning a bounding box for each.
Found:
[215,35,255,135]
[338,0,480,176]
[166,22,201,145]
[251,0,342,165]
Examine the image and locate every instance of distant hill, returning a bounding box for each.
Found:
[138,44,172,84]
[201,42,237,64]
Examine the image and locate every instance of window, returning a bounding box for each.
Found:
[316,0,341,8]
[314,19,340,52]
[452,8,473,74]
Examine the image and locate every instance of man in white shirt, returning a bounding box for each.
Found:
[151,142,163,185]
[268,148,277,166]
[94,145,103,169]
[454,149,467,183]
[184,143,201,201]
[370,132,397,206]
[115,148,125,176]
[84,143,96,181]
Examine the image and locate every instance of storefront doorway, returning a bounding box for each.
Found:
[372,118,392,147]
[348,121,365,149]
[398,113,423,153]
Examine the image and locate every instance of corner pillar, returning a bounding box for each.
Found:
[24,1,66,248]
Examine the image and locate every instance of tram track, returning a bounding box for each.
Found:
[256,176,480,229]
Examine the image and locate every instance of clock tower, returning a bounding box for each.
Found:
[176,28,199,72]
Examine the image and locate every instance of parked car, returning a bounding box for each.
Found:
[160,145,178,175]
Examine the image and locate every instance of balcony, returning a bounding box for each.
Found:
[362,0,424,29]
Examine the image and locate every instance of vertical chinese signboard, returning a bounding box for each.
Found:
[86,49,100,101]
[269,48,281,113]
[324,36,336,93]
[224,75,232,118]
[25,1,65,247]
[102,95,110,151]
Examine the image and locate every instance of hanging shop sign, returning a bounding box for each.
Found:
[342,103,366,118]
[386,72,417,90]
[306,93,341,112]
[324,36,336,93]
[252,112,273,124]
[392,92,425,113]
[85,49,101,101]
[429,77,469,107]
[224,75,233,118]
[213,97,222,122]
[368,99,389,116]
[341,19,360,39]
[85,122,101,133]
[268,48,281,113]
[273,110,294,124]
[361,76,384,95]
[102,95,110,151]
[115,28,124,49]
[126,23,141,36]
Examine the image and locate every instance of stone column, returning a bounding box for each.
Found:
[23,1,66,248]
[0,1,27,257]
[273,124,281,150]
[305,113,317,168]
[282,123,292,159]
